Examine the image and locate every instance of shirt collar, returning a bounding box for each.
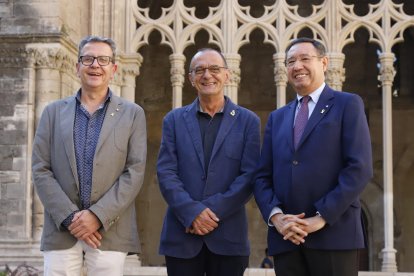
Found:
[76,89,112,106]
[296,82,325,103]
[197,96,228,114]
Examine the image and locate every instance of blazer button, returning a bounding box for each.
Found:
[292,160,299,165]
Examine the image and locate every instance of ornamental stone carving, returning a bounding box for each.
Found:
[133,0,414,106]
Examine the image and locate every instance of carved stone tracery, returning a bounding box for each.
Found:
[132,0,414,106]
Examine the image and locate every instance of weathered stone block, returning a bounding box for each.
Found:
[5,183,25,199]
[0,130,26,145]
[0,105,14,116]
[0,171,20,185]
[6,213,24,227]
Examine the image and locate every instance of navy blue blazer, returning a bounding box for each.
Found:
[254,86,373,255]
[157,96,260,258]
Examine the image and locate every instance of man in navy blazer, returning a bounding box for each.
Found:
[157,48,260,276]
[254,38,373,276]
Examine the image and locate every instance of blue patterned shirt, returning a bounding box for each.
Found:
[61,90,111,228]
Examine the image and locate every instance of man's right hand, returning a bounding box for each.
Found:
[82,231,102,249]
[69,210,103,249]
[188,208,219,235]
[271,213,309,245]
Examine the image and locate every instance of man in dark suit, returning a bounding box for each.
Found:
[32,35,147,275]
[254,37,373,276]
[157,48,260,276]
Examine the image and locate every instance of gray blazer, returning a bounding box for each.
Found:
[32,91,147,253]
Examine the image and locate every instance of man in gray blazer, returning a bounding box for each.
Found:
[32,35,147,275]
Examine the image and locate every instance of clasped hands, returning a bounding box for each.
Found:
[186,208,219,236]
[68,210,102,249]
[271,212,326,245]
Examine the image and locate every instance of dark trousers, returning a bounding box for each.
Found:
[273,247,359,276]
[165,243,249,276]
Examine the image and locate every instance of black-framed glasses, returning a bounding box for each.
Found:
[191,65,227,75]
[79,56,113,66]
[285,55,323,67]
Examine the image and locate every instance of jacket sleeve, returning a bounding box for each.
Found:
[32,105,79,230]
[314,94,373,225]
[88,105,147,231]
[157,112,207,228]
[253,113,282,222]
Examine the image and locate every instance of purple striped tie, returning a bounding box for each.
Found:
[294,96,310,149]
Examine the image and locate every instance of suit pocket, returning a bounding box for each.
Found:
[113,126,130,153]
[224,132,244,160]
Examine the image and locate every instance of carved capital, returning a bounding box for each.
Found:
[169,54,186,86]
[170,67,185,85]
[119,53,143,81]
[274,66,288,85]
[378,53,396,86]
[325,67,346,88]
[273,53,288,86]
[28,47,76,74]
[224,54,241,87]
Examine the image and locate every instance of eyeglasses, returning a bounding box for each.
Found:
[191,65,227,75]
[79,56,113,66]
[285,55,322,67]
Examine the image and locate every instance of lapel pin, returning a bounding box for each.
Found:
[230,110,235,116]
[116,108,119,111]
[110,112,115,116]
[321,109,325,114]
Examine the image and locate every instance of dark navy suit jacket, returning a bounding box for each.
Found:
[254,85,373,255]
[157,97,261,258]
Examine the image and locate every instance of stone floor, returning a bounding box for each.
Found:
[1,253,413,276]
[125,267,414,276]
[2,264,414,276]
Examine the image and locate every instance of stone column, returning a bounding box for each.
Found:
[273,53,288,108]
[379,52,398,272]
[32,47,64,241]
[224,53,241,104]
[325,53,345,91]
[169,54,185,108]
[120,53,143,102]
[26,49,37,241]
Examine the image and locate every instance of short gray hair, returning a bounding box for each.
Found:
[78,35,117,61]
[285,37,326,57]
[189,48,228,72]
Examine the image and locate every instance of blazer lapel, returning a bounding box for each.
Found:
[60,96,79,188]
[297,87,335,149]
[183,100,206,171]
[95,95,123,155]
[283,100,297,152]
[210,98,238,160]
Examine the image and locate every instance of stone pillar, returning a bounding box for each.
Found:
[325,53,345,91]
[32,47,65,241]
[273,53,288,108]
[120,53,143,102]
[379,52,398,272]
[224,53,241,104]
[169,54,185,109]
